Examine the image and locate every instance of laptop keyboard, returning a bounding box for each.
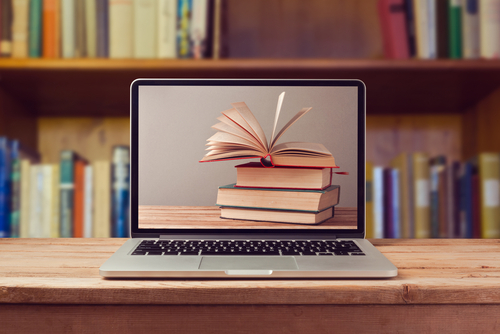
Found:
[131,240,365,256]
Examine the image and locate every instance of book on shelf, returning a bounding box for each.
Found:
[462,0,479,59]
[190,0,212,59]
[9,141,21,237]
[383,168,400,238]
[111,146,130,238]
[28,165,43,237]
[447,161,461,238]
[83,164,93,237]
[73,156,87,237]
[429,155,447,238]
[74,0,86,57]
[158,0,177,58]
[109,0,133,58]
[390,152,414,238]
[459,161,474,238]
[133,0,157,58]
[176,0,192,58]
[12,0,29,58]
[220,206,335,225]
[95,0,109,57]
[413,152,430,238]
[42,0,60,58]
[28,0,43,57]
[200,92,338,168]
[41,164,59,238]
[479,0,500,59]
[448,0,462,59]
[378,0,410,59]
[404,0,417,57]
[1,0,13,57]
[372,166,385,238]
[0,138,12,237]
[365,161,374,239]
[413,0,437,59]
[216,184,340,213]
[93,160,110,238]
[60,0,75,58]
[478,152,500,238]
[234,162,332,190]
[85,0,97,58]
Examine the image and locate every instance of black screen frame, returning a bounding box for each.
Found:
[130,79,366,239]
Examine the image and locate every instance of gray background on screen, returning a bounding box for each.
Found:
[138,85,359,207]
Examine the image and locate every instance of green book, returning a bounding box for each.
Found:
[448,0,462,59]
[59,150,75,238]
[28,0,42,57]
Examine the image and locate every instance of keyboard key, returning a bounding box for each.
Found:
[334,251,349,256]
[147,251,163,255]
[350,252,365,256]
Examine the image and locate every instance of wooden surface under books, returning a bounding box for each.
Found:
[1,238,500,333]
[138,206,357,229]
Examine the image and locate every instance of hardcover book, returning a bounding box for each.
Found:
[220,206,334,225]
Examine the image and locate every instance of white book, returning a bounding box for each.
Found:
[190,0,209,59]
[479,0,500,58]
[109,0,133,58]
[158,0,177,58]
[413,0,437,59]
[11,0,29,58]
[61,0,76,58]
[85,0,97,57]
[93,161,111,238]
[41,165,55,238]
[19,159,31,238]
[373,166,385,239]
[51,165,60,238]
[84,165,93,238]
[29,165,44,237]
[133,0,157,58]
[462,0,480,58]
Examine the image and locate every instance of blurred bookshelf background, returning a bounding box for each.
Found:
[1,0,500,238]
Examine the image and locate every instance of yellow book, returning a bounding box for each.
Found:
[365,162,374,238]
[478,153,500,238]
[413,152,430,238]
[93,161,111,238]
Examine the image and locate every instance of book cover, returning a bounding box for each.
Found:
[447,161,461,238]
[109,0,133,58]
[75,0,86,57]
[413,0,437,58]
[50,164,60,237]
[42,0,60,58]
[41,165,55,237]
[404,0,417,57]
[383,168,394,238]
[436,0,449,58]
[177,0,192,58]
[478,153,500,238]
[12,0,30,58]
[413,152,430,238]
[59,150,75,237]
[92,160,110,237]
[448,0,462,58]
[200,92,338,168]
[112,146,130,238]
[220,206,334,225]
[235,162,332,190]
[390,152,414,238]
[462,0,479,58]
[373,166,385,238]
[9,141,20,238]
[19,159,31,238]
[95,0,109,57]
[429,155,446,238]
[217,184,340,213]
[85,0,97,58]
[28,165,43,237]
[190,0,211,59]
[459,161,473,238]
[61,0,76,58]
[479,0,500,58]
[28,0,43,57]
[365,162,374,239]
[73,158,86,237]
[378,0,410,59]
[0,138,12,237]
[83,164,93,237]
[1,0,13,57]
[133,0,157,58]
[158,0,177,58]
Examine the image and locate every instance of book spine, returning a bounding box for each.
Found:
[93,161,110,237]
[73,158,86,237]
[51,164,60,237]
[28,0,43,57]
[365,162,374,239]
[61,0,76,58]
[41,165,53,237]
[9,141,20,238]
[190,0,210,59]
[413,0,430,58]
[413,152,430,238]
[59,150,75,237]
[109,0,133,58]
[459,162,473,238]
[28,165,42,237]
[479,0,500,58]
[0,138,11,237]
[436,0,449,58]
[427,0,437,58]
[478,153,500,238]
[461,0,479,58]
[83,164,93,237]
[112,146,130,237]
[158,0,177,58]
[19,159,31,238]
[373,166,385,238]
[438,161,448,238]
[85,0,97,57]
[176,0,192,58]
[404,0,417,57]
[448,0,462,58]
[12,0,30,58]
[95,0,109,57]
[383,168,394,238]
[42,0,59,58]
[392,168,401,238]
[378,0,411,59]
[1,0,13,56]
[448,161,460,238]
[74,0,86,57]
[133,0,157,58]
[429,157,446,238]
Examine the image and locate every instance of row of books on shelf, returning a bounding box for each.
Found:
[378,0,500,59]
[0,0,220,59]
[0,137,130,238]
[366,152,500,239]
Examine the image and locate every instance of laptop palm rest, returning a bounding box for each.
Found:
[199,256,298,275]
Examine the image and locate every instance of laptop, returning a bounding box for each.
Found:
[99,79,398,278]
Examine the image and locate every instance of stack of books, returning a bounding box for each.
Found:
[216,162,340,225]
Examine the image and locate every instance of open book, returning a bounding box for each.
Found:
[200,92,338,168]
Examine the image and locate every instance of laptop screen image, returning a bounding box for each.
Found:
[132,80,365,236]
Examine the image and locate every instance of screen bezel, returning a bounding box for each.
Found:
[131,79,366,239]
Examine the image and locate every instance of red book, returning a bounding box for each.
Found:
[378,0,410,59]
[42,0,60,58]
[73,158,86,238]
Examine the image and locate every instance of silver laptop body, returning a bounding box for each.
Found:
[100,79,397,278]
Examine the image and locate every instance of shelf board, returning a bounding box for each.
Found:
[1,58,500,116]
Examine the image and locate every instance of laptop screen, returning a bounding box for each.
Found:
[132,79,365,237]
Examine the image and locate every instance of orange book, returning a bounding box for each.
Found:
[73,158,86,237]
[42,0,60,58]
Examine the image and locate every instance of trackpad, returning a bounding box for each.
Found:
[199,256,298,270]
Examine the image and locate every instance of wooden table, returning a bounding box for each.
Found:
[1,238,499,333]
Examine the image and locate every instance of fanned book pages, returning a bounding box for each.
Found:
[200,92,339,168]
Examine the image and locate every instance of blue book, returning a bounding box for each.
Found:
[0,137,12,237]
[177,0,192,58]
[459,162,474,238]
[112,146,130,237]
[9,140,20,238]
[392,168,400,238]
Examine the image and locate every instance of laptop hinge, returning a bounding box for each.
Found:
[159,235,338,240]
